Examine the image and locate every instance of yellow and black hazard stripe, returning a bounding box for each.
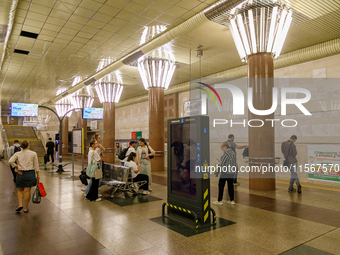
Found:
[165,203,198,228]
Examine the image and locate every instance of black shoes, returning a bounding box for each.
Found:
[297,185,302,193]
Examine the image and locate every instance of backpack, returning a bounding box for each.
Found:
[242,148,249,157]
[118,148,129,160]
[14,146,21,154]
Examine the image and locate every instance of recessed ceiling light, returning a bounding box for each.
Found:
[20,30,38,39]
[14,49,29,55]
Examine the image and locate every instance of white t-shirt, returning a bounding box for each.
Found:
[9,149,39,172]
[88,149,101,165]
[123,147,136,162]
[95,146,102,156]
[136,145,155,162]
[125,161,138,178]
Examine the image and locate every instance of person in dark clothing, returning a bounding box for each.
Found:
[8,140,21,183]
[213,141,237,206]
[171,137,184,172]
[45,138,55,164]
[281,135,301,193]
[226,134,248,185]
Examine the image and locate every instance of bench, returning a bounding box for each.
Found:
[101,163,147,198]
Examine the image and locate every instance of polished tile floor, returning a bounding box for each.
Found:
[1,158,340,255]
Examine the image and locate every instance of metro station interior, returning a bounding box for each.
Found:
[1,0,340,254]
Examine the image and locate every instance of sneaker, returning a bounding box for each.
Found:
[227,200,236,205]
[81,186,87,191]
[98,194,102,197]
[143,191,150,195]
[95,198,102,202]
[233,182,240,186]
[213,201,223,206]
[297,185,302,193]
[138,190,143,194]
[288,188,296,192]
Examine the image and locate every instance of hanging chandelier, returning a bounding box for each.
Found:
[94,59,123,103]
[228,0,292,62]
[95,82,123,103]
[138,56,176,90]
[70,86,94,109]
[55,97,73,117]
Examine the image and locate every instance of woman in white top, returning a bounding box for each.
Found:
[84,135,105,194]
[92,134,105,156]
[9,140,40,213]
[86,140,103,202]
[125,152,149,194]
[136,138,155,191]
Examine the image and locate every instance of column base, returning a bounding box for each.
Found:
[249,178,275,191]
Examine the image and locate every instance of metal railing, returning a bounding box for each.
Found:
[0,123,10,159]
[33,127,46,151]
[244,156,281,165]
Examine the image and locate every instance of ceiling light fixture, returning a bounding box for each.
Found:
[94,59,123,103]
[228,0,292,62]
[70,86,94,110]
[138,56,176,90]
[55,97,73,117]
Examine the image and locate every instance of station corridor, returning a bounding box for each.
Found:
[1,159,339,255]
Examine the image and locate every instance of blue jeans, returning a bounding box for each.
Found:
[289,162,300,188]
[85,179,92,195]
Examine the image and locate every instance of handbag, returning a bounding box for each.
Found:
[38,182,47,197]
[32,185,41,204]
[86,161,96,178]
[44,154,49,163]
[95,164,103,179]
[283,142,293,167]
[147,146,154,159]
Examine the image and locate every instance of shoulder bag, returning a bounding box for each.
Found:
[147,146,154,159]
[86,160,96,178]
[94,163,103,179]
[283,142,293,167]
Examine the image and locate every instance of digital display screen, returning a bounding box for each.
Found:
[83,107,104,120]
[170,122,197,200]
[11,103,38,117]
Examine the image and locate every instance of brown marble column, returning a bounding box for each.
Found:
[149,87,164,172]
[103,102,115,164]
[248,53,275,191]
[77,111,87,157]
[62,117,69,156]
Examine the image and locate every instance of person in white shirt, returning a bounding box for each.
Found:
[136,138,155,191]
[92,134,105,157]
[83,135,106,193]
[86,140,103,202]
[123,141,137,162]
[9,140,40,213]
[125,152,149,194]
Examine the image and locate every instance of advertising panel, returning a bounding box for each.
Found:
[83,107,103,120]
[11,103,38,117]
[307,144,340,182]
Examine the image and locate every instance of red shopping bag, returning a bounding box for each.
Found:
[38,182,47,197]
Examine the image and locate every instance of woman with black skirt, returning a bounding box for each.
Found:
[9,140,40,213]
